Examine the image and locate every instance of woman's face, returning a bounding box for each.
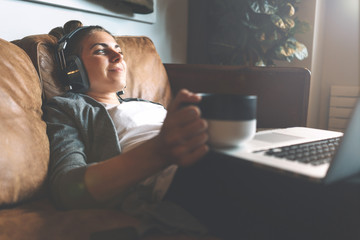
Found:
[80,31,127,96]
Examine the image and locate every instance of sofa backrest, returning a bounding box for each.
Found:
[165,64,311,128]
[14,34,172,107]
[0,38,49,206]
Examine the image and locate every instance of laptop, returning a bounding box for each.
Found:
[215,98,360,184]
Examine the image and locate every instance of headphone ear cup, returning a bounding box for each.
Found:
[64,55,90,93]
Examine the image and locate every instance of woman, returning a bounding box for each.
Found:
[45,20,232,238]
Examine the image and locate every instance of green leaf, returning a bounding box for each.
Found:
[283,18,295,30]
[279,3,295,17]
[249,0,278,15]
[274,37,308,61]
[294,41,308,60]
[271,15,295,31]
[271,14,286,29]
[255,59,266,66]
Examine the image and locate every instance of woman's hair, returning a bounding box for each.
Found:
[50,20,114,57]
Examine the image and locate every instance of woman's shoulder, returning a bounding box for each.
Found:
[44,92,106,119]
[48,92,84,102]
[44,92,109,123]
[47,92,100,107]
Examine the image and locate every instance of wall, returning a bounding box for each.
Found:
[277,0,360,130]
[0,0,188,64]
[310,0,359,129]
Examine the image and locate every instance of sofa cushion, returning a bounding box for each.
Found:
[0,197,218,240]
[14,34,172,107]
[0,198,140,240]
[13,34,65,102]
[115,36,172,107]
[0,38,49,206]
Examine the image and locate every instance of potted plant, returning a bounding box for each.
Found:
[207,0,310,66]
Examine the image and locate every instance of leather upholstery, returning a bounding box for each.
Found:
[0,38,49,206]
[115,36,172,107]
[14,34,63,101]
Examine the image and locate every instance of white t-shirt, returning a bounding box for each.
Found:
[104,100,178,201]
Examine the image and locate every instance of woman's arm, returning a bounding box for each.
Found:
[84,89,209,203]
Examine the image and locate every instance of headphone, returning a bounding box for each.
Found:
[56,26,92,93]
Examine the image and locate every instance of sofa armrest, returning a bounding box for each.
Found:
[164,64,310,129]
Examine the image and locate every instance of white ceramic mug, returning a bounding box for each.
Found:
[198,93,257,148]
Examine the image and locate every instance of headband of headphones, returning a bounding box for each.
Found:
[56,26,92,93]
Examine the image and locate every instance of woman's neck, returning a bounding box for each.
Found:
[86,92,120,105]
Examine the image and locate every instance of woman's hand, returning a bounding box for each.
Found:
[157,89,209,167]
[84,89,209,202]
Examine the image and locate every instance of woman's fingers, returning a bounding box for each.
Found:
[158,88,209,166]
[162,108,207,146]
[176,144,209,167]
[167,89,201,114]
[167,106,201,128]
[170,131,209,156]
[161,129,208,167]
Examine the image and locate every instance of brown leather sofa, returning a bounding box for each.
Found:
[0,25,310,240]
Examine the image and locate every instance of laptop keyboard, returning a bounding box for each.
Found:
[255,137,342,166]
